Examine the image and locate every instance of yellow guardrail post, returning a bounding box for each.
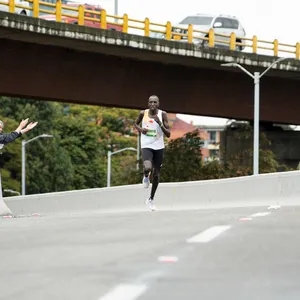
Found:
[187,24,193,43]
[9,0,15,13]
[78,5,84,25]
[208,29,214,47]
[144,18,150,37]
[100,9,107,29]
[273,39,279,57]
[296,42,300,59]
[230,32,236,50]
[252,35,258,54]
[122,14,128,33]
[165,21,171,40]
[55,0,62,22]
[32,0,39,18]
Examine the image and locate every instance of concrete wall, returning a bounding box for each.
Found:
[4,170,300,216]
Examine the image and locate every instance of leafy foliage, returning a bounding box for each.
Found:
[0,98,293,196]
[161,130,203,182]
[0,97,139,195]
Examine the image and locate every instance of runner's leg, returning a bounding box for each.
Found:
[150,149,164,200]
[142,148,153,188]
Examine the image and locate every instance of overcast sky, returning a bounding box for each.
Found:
[89,0,298,125]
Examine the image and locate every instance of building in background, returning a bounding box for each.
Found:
[168,114,225,162]
[195,124,224,162]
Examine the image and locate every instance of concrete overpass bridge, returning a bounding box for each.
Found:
[1,10,300,124]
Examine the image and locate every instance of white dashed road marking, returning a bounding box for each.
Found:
[250,212,271,217]
[268,205,281,210]
[187,225,232,243]
[99,284,147,300]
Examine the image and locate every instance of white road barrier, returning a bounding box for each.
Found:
[4,170,300,216]
[0,173,13,216]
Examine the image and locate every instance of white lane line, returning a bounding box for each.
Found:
[187,225,232,243]
[268,205,281,210]
[250,212,271,217]
[99,284,147,300]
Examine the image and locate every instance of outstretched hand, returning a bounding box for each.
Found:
[19,118,29,129]
[22,121,38,133]
[26,122,38,131]
[16,119,38,134]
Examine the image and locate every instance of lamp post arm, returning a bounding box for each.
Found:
[111,147,137,156]
[235,64,255,79]
[24,135,44,145]
[107,147,137,187]
[260,57,290,78]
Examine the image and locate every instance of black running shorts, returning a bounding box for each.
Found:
[142,148,164,170]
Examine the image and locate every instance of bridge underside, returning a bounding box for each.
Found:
[1,37,300,124]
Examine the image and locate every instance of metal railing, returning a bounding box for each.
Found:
[1,0,299,59]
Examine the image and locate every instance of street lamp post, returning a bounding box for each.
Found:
[22,134,53,195]
[107,147,137,187]
[114,0,118,16]
[136,133,140,170]
[221,57,290,175]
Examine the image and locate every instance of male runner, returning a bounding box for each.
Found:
[134,95,170,211]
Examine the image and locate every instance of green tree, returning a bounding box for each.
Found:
[161,130,204,182]
[53,114,106,190]
[25,138,75,194]
[200,160,227,180]
[0,97,142,191]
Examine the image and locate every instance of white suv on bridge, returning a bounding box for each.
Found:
[173,13,246,50]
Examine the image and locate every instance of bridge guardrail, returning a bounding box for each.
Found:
[0,0,299,59]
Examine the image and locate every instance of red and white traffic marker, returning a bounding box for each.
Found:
[239,217,252,221]
[157,256,179,263]
[2,215,13,219]
[31,213,41,217]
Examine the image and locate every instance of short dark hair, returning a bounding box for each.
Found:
[148,95,159,101]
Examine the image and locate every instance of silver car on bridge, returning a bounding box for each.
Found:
[173,13,246,51]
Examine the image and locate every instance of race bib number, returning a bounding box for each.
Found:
[146,129,157,137]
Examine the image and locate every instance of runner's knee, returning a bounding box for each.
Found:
[143,160,152,172]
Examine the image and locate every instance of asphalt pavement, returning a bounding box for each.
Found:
[0,204,299,300]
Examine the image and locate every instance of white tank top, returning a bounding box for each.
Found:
[140,109,165,150]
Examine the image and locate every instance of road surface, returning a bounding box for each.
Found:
[0,204,299,300]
